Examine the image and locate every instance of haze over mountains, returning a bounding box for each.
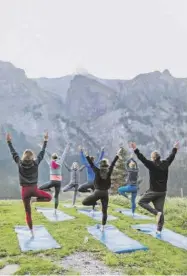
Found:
[0,61,187,198]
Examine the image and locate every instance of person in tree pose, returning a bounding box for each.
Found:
[39,143,70,214]
[82,148,122,232]
[78,146,105,211]
[6,132,52,238]
[129,141,179,236]
[118,154,139,216]
[62,161,85,205]
[78,146,105,193]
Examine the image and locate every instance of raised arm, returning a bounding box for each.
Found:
[134,149,154,170]
[95,147,105,165]
[164,142,179,166]
[63,161,71,172]
[6,133,20,164]
[36,132,48,165]
[86,155,99,173]
[79,147,89,167]
[129,142,154,170]
[108,150,120,176]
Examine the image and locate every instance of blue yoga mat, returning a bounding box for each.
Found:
[87,225,148,253]
[15,225,61,252]
[116,208,152,220]
[78,209,117,221]
[36,207,75,222]
[132,224,187,250]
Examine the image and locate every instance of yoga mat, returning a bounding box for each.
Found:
[78,209,117,221]
[36,207,75,222]
[132,224,187,250]
[15,225,61,252]
[87,224,148,253]
[116,208,152,220]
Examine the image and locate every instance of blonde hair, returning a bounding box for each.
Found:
[151,151,160,161]
[52,153,58,160]
[21,149,35,161]
[100,158,110,167]
[129,161,136,168]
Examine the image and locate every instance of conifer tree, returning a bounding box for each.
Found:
[111,147,128,194]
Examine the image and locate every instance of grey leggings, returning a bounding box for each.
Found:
[82,189,109,225]
[78,181,94,193]
[39,180,61,209]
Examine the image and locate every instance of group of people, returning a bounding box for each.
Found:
[6,132,179,237]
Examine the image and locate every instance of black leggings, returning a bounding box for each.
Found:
[39,180,61,209]
[82,189,109,225]
[138,190,166,231]
[78,181,94,193]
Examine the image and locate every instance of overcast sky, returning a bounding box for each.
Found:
[0,0,187,79]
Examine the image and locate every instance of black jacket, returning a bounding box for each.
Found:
[7,141,47,186]
[86,155,119,190]
[134,148,177,192]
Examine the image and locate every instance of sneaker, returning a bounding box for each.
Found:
[54,209,57,216]
[156,212,162,224]
[156,230,161,238]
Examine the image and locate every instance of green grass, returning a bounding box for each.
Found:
[0,196,187,275]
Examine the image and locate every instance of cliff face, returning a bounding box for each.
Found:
[0,61,187,197]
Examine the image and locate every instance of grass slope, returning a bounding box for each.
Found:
[0,196,187,275]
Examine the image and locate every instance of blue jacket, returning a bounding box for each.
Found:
[80,149,104,182]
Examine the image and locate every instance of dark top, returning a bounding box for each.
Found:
[134,148,177,192]
[125,158,139,185]
[86,155,119,190]
[7,141,47,186]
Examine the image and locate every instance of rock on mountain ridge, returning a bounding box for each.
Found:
[0,60,187,196]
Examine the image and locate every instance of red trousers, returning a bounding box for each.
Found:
[21,185,52,230]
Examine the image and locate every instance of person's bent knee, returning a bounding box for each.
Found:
[78,186,82,192]
[82,199,87,206]
[118,187,124,195]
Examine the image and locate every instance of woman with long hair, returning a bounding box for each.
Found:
[39,144,69,214]
[7,132,52,237]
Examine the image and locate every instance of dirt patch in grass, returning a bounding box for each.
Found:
[59,252,123,275]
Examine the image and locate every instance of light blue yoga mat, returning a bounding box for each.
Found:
[132,224,187,250]
[15,225,61,252]
[87,225,148,253]
[78,209,117,221]
[36,207,75,222]
[116,208,152,220]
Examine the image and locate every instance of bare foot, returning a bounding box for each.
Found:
[30,229,34,238]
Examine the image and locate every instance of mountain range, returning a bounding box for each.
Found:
[0,61,187,198]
